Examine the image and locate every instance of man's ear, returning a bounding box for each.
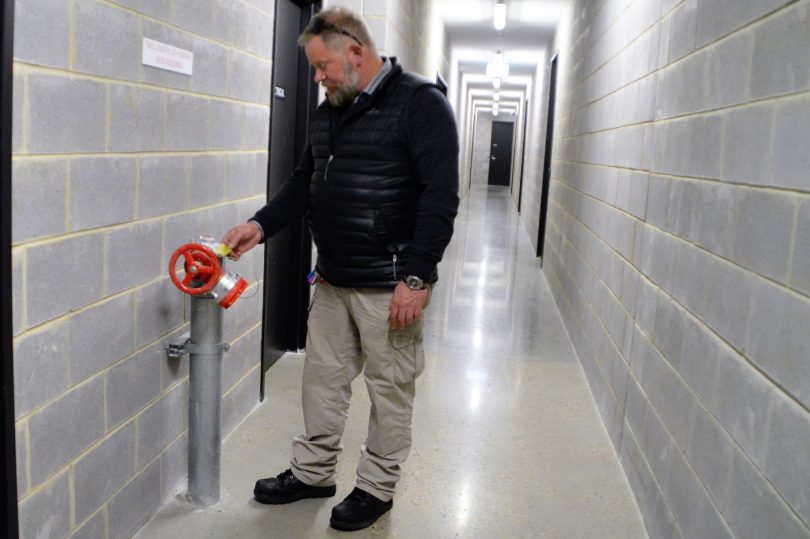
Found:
[347,43,364,67]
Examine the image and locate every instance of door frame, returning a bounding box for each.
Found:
[1,0,19,536]
[537,53,558,260]
[259,0,321,401]
[517,98,529,212]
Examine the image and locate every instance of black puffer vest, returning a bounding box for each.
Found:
[309,60,437,287]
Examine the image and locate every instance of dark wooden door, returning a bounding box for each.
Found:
[488,121,514,186]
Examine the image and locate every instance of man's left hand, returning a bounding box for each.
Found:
[389,281,428,330]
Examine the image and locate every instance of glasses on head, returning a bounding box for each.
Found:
[309,17,363,46]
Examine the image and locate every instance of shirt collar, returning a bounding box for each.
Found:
[362,57,392,96]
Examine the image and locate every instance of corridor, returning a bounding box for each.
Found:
[136,186,646,538]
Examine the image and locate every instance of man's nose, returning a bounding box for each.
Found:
[313,68,326,83]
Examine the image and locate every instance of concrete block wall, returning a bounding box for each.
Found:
[533,0,810,537]
[12,0,273,537]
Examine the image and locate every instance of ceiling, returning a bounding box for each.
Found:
[434,0,569,107]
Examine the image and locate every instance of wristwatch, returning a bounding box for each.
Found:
[404,275,427,290]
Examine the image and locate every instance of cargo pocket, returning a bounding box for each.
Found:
[389,318,425,384]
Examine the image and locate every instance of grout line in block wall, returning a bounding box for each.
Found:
[13,62,274,110]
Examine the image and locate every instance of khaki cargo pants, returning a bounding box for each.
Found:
[290,282,427,502]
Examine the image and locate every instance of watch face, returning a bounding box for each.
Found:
[406,275,424,289]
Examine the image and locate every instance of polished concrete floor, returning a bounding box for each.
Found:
[137,187,646,538]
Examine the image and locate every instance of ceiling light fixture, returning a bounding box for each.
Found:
[494,51,504,64]
[493,91,500,101]
[493,77,501,89]
[494,0,506,31]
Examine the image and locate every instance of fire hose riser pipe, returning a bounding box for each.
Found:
[166,237,249,506]
[187,295,223,505]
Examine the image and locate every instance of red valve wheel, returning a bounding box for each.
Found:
[169,243,221,295]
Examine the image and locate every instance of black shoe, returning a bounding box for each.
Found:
[253,469,336,505]
[330,488,393,531]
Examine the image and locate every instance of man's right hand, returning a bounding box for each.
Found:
[222,222,262,260]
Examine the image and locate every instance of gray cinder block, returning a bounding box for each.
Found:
[210,100,243,150]
[13,321,70,419]
[74,423,136,523]
[108,461,161,539]
[109,86,165,152]
[18,472,71,539]
[14,0,70,69]
[242,105,270,150]
[106,343,162,429]
[160,433,188,501]
[26,233,104,327]
[28,376,105,487]
[771,95,810,191]
[189,154,226,208]
[139,155,188,219]
[191,38,229,97]
[12,158,67,244]
[707,31,753,109]
[167,94,209,151]
[750,3,810,100]
[137,382,186,466]
[106,221,163,295]
[69,294,136,384]
[762,394,810,527]
[115,0,169,20]
[28,73,106,154]
[135,278,185,347]
[724,447,808,539]
[732,188,796,284]
[745,278,810,408]
[721,104,773,186]
[225,153,256,199]
[70,157,137,232]
[75,0,141,80]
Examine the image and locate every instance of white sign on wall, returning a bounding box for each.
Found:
[142,38,193,76]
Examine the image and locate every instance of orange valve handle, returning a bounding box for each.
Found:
[169,243,221,295]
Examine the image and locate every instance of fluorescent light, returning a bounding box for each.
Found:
[493,109,499,116]
[493,77,501,89]
[485,62,509,78]
[494,0,506,31]
[494,51,504,64]
[493,91,500,101]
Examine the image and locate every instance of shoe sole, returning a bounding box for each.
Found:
[329,504,392,531]
[254,486,336,505]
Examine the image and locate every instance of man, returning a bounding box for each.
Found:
[222,6,459,532]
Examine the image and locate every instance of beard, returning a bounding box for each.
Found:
[325,61,361,107]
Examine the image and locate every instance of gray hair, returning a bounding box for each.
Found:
[298,6,377,54]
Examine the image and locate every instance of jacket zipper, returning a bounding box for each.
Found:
[392,254,398,280]
[325,155,333,182]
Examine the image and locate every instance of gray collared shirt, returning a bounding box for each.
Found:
[362,57,392,97]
